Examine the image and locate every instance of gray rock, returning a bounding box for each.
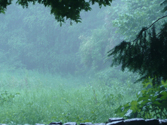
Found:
[124,118,145,125]
[108,118,124,123]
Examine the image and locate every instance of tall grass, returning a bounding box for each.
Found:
[0,68,142,125]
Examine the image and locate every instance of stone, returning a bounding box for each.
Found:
[145,119,159,125]
[108,118,124,123]
[49,122,63,125]
[80,122,93,125]
[107,121,124,125]
[64,122,77,125]
[159,119,167,125]
[124,118,145,125]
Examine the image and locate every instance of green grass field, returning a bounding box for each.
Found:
[0,68,142,125]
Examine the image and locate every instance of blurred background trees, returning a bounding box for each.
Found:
[0,0,166,80]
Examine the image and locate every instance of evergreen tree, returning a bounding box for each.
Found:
[108,14,167,86]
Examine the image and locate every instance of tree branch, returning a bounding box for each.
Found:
[133,15,167,42]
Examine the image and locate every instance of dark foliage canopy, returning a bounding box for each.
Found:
[0,0,112,23]
[108,15,167,86]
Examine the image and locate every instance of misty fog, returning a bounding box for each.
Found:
[0,0,165,124]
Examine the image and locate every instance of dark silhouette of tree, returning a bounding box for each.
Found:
[0,0,112,23]
[108,15,167,86]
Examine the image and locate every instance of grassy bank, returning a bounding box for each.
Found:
[0,69,142,124]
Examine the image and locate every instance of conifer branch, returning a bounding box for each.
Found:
[133,15,167,43]
[147,15,167,30]
[108,15,167,54]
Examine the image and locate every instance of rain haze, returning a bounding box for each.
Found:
[0,0,167,124]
